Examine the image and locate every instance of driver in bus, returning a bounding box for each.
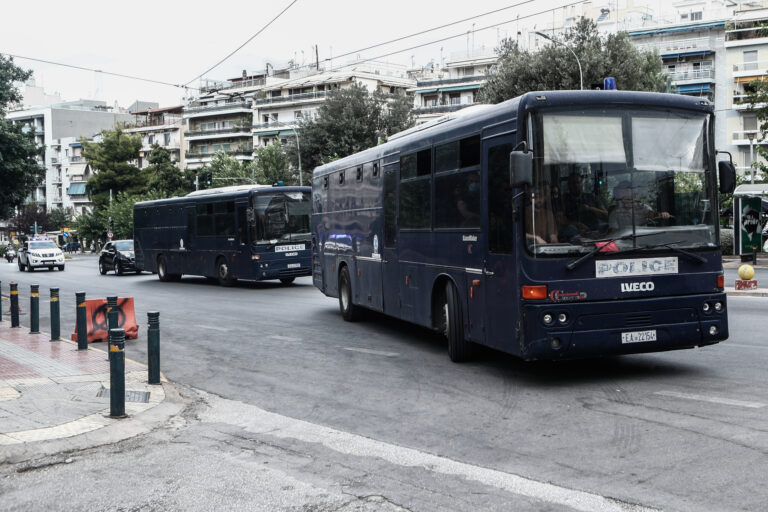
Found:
[609,180,670,231]
[558,173,608,241]
[525,183,559,244]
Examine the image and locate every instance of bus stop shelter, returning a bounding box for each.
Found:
[732,184,768,255]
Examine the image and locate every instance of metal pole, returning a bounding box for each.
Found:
[50,288,60,341]
[10,283,19,328]
[535,31,583,90]
[0,281,3,323]
[76,291,87,350]
[750,138,755,185]
[29,284,39,334]
[108,328,126,418]
[293,127,303,187]
[147,311,161,385]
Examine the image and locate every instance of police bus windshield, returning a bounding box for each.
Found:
[251,190,311,244]
[527,108,715,255]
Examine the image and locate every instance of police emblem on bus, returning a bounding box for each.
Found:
[620,282,655,292]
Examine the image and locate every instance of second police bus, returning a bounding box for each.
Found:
[311,90,736,362]
[134,184,312,285]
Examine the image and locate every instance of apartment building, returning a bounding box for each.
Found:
[48,137,95,215]
[183,72,269,170]
[408,48,497,124]
[124,106,185,170]
[6,100,133,215]
[251,63,415,147]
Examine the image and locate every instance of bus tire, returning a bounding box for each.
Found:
[338,266,362,321]
[216,257,236,287]
[280,277,295,285]
[157,256,171,282]
[445,281,472,362]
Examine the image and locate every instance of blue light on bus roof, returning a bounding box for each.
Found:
[604,77,617,90]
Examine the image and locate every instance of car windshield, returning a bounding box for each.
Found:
[251,191,311,244]
[29,241,58,250]
[115,241,134,251]
[526,107,716,256]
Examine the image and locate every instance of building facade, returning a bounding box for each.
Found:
[124,106,185,170]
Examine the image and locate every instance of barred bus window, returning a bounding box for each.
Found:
[435,170,480,229]
[399,179,431,229]
[401,149,431,179]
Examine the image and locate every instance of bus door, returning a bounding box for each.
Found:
[482,136,520,352]
[182,206,198,275]
[234,203,250,277]
[381,166,400,315]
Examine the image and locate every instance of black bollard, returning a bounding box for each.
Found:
[10,283,19,328]
[29,284,40,334]
[106,296,118,354]
[0,280,3,323]
[109,328,126,418]
[76,292,87,350]
[147,312,160,384]
[50,288,60,341]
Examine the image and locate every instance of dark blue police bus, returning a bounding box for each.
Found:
[311,90,736,362]
[134,185,312,286]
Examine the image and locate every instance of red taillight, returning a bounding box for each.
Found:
[717,274,724,289]
[522,285,547,300]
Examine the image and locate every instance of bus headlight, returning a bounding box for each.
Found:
[709,326,718,336]
[702,303,710,313]
[714,302,723,312]
[542,313,554,325]
[558,313,568,324]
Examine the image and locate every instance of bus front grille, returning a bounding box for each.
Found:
[625,314,653,327]
[279,268,310,278]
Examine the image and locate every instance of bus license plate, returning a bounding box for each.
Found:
[287,263,301,269]
[621,330,656,344]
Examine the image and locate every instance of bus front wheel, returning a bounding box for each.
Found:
[338,266,362,321]
[445,282,472,362]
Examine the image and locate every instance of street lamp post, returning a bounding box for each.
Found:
[747,132,756,185]
[535,31,583,91]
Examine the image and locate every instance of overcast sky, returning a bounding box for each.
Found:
[2,0,566,108]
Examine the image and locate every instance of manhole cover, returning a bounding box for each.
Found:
[97,388,150,403]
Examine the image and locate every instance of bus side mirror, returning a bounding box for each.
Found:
[509,151,533,187]
[718,161,736,194]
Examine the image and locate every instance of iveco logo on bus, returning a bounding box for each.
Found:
[620,281,655,293]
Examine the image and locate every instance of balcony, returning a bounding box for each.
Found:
[184,101,252,116]
[665,68,715,83]
[634,37,713,58]
[185,150,253,159]
[253,90,329,106]
[731,130,765,145]
[69,156,83,163]
[413,75,487,88]
[731,94,768,111]
[732,59,768,81]
[184,126,252,139]
[726,17,768,45]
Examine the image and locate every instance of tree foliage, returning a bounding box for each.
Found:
[744,79,768,184]
[199,150,256,189]
[9,203,50,235]
[145,145,193,196]
[82,127,145,209]
[254,141,294,185]
[74,189,164,243]
[288,84,415,178]
[0,55,46,218]
[47,208,72,230]
[479,18,666,103]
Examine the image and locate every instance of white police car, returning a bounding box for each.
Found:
[18,238,65,272]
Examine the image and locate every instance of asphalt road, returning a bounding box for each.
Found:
[2,255,768,511]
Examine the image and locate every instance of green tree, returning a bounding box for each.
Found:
[47,208,72,230]
[479,18,665,103]
[287,83,415,180]
[9,203,51,235]
[73,209,107,248]
[0,55,46,218]
[200,150,255,189]
[82,127,145,209]
[254,141,294,185]
[102,190,164,239]
[145,145,193,196]
[743,79,768,184]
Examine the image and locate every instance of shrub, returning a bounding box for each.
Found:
[720,229,734,255]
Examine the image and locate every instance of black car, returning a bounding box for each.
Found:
[99,239,138,275]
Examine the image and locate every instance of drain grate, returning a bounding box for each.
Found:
[97,388,150,403]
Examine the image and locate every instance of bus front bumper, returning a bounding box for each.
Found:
[519,293,728,360]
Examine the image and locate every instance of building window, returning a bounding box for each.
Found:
[164,133,171,145]
[199,145,208,154]
[744,50,758,71]
[295,111,303,120]
[691,11,702,21]
[424,95,438,107]
[680,13,688,20]
[148,135,154,144]
[744,115,757,133]
[450,93,461,105]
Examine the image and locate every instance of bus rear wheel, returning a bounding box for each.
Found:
[338,266,362,321]
[445,281,472,362]
[157,256,179,282]
[217,257,236,287]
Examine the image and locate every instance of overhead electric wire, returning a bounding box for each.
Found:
[184,0,299,86]
[325,0,589,73]
[1,52,197,91]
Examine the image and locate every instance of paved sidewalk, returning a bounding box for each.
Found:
[0,318,181,463]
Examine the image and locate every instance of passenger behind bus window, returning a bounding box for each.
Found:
[558,173,608,241]
[609,180,670,231]
[525,183,559,244]
[454,171,481,228]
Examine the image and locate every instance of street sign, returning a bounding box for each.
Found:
[107,231,114,239]
[62,232,69,239]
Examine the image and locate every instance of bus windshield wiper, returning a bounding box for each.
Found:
[565,232,659,271]
[628,241,707,264]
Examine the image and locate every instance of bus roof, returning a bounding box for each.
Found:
[312,90,713,178]
[134,184,310,208]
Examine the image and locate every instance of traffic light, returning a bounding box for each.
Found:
[108,217,114,233]
[203,171,213,187]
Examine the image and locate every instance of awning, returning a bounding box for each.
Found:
[662,50,712,59]
[734,75,766,84]
[66,162,89,176]
[69,142,82,148]
[678,84,711,93]
[278,130,295,138]
[413,88,437,94]
[67,183,87,195]
[439,84,482,93]
[255,130,279,137]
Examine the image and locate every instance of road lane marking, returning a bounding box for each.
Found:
[194,324,229,332]
[655,390,766,409]
[204,394,657,512]
[721,343,768,350]
[340,346,399,357]
[269,335,302,342]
